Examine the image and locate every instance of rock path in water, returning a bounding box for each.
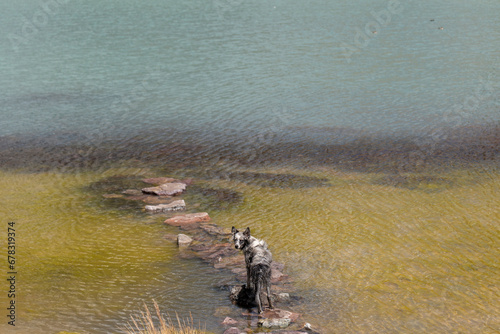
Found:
[109,176,320,334]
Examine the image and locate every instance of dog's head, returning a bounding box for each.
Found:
[231,226,250,250]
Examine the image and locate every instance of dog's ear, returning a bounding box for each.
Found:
[231,226,237,234]
[243,227,250,237]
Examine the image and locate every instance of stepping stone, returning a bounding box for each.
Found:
[145,200,186,212]
[164,212,211,226]
[177,234,193,246]
[142,183,186,196]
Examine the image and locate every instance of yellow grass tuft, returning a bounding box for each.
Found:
[122,300,208,334]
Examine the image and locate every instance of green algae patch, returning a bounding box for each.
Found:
[208,166,500,333]
[0,169,179,326]
[1,165,498,334]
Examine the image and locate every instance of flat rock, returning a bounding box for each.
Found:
[259,318,291,329]
[223,327,245,334]
[199,223,230,236]
[242,309,300,322]
[145,200,186,212]
[261,309,301,323]
[143,177,194,185]
[164,212,211,226]
[213,255,245,269]
[222,317,238,325]
[102,193,124,198]
[142,183,186,196]
[271,268,288,283]
[192,243,238,264]
[177,234,193,246]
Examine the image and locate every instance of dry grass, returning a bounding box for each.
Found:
[122,300,208,334]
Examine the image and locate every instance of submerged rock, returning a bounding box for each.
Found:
[260,309,301,323]
[122,189,143,196]
[223,327,245,334]
[164,212,211,226]
[221,317,238,325]
[199,223,230,236]
[145,200,186,212]
[102,193,124,199]
[142,182,186,196]
[177,234,193,246]
[142,177,177,185]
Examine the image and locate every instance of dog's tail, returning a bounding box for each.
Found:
[251,263,272,288]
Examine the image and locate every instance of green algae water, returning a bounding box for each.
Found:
[0,165,498,333]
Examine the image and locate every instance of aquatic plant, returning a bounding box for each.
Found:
[122,301,208,334]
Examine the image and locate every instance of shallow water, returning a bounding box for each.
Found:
[1,0,499,333]
[0,163,498,333]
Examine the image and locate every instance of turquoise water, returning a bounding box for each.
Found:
[1,0,498,142]
[0,1,499,334]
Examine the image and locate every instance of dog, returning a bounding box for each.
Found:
[232,226,273,313]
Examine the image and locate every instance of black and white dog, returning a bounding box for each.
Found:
[232,226,273,313]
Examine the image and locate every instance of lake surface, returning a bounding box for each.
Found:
[0,0,499,333]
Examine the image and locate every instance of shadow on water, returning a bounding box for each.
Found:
[189,170,330,189]
[0,123,498,178]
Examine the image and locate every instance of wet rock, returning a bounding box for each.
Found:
[273,292,291,303]
[142,183,186,196]
[177,234,192,246]
[261,309,301,323]
[222,317,238,325]
[259,318,291,329]
[223,327,244,334]
[300,322,321,333]
[102,193,124,199]
[145,200,186,212]
[213,255,245,269]
[191,243,238,265]
[271,268,288,283]
[164,212,211,226]
[199,223,230,236]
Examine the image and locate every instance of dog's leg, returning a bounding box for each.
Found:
[255,283,263,314]
[266,284,273,310]
[246,266,251,290]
